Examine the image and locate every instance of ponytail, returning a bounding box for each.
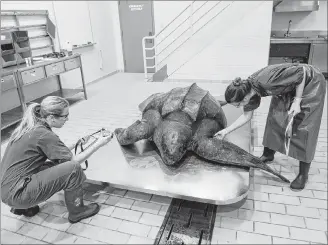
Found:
[9,103,43,144]
[9,96,69,144]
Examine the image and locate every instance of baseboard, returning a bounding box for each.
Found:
[84,70,121,88]
[165,78,232,84]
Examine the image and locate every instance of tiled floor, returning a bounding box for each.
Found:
[1,73,327,244]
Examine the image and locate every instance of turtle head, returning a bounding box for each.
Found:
[154,120,192,166]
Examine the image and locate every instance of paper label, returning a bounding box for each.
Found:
[129,4,143,11]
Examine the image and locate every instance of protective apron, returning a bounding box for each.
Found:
[262,64,326,163]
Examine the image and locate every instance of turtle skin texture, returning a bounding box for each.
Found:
[115,83,289,183]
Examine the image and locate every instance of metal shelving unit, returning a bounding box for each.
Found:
[1,10,58,130]
[1,10,48,16]
[1,10,56,64]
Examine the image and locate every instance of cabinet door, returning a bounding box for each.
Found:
[45,62,65,77]
[310,44,327,73]
[269,43,310,58]
[21,67,46,85]
[64,57,81,71]
[1,75,16,92]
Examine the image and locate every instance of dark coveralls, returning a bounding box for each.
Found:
[243,63,326,163]
[0,122,86,209]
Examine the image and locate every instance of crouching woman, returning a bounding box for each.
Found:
[0,96,112,223]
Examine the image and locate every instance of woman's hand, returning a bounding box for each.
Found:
[71,129,114,164]
[288,98,302,116]
[96,130,114,147]
[214,129,229,140]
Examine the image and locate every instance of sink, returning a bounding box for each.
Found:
[317,35,328,41]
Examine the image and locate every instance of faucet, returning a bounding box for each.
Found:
[317,35,328,41]
[284,20,292,37]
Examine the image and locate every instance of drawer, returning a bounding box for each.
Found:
[45,61,65,77]
[21,67,46,85]
[270,43,311,58]
[1,75,16,92]
[64,57,81,71]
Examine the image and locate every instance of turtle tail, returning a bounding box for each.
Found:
[246,154,290,183]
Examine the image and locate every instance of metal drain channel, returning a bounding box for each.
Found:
[154,198,217,245]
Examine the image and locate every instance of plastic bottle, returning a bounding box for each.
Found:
[66,41,73,56]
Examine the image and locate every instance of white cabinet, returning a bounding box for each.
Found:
[309,43,327,74]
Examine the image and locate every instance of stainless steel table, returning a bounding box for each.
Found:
[86,101,252,205]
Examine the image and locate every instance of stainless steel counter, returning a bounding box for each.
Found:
[270,30,328,44]
[1,54,81,77]
[1,53,88,130]
[271,37,327,44]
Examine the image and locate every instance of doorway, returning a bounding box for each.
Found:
[118,0,155,73]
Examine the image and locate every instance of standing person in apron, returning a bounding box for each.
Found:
[214,63,326,190]
[0,96,113,222]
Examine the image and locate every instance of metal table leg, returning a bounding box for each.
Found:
[79,56,88,100]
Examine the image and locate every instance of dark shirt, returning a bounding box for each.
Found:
[244,94,262,112]
[0,123,73,189]
[243,63,305,112]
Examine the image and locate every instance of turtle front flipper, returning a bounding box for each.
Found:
[115,109,162,145]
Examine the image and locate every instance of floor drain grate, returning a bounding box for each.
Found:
[154,198,217,245]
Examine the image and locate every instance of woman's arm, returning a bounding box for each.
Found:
[214,110,253,138]
[295,66,306,100]
[71,134,113,164]
[67,135,92,151]
[289,66,306,115]
[225,110,254,134]
[71,141,101,164]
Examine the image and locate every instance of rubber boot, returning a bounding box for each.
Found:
[259,147,276,163]
[10,206,40,217]
[64,187,100,224]
[290,161,311,191]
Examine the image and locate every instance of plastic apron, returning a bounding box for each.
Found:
[262,65,326,163]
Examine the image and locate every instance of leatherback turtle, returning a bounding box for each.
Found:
[115,83,289,183]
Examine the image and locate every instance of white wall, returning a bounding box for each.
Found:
[271,1,327,31]
[59,1,123,89]
[153,1,192,34]
[108,1,124,71]
[153,1,273,81]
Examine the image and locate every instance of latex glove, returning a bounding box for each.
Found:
[214,129,228,140]
[288,97,302,116]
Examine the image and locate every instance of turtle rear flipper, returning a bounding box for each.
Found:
[191,136,290,183]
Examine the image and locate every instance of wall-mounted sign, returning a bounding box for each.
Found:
[129,4,143,11]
